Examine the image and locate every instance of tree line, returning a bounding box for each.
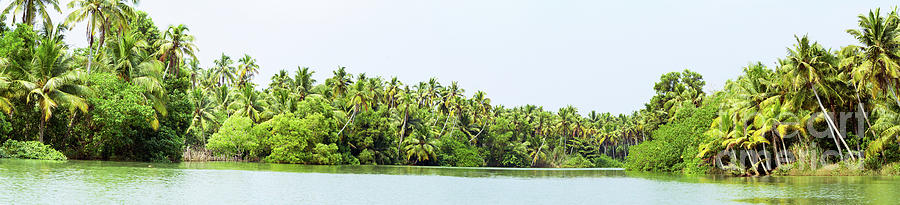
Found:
[2,1,900,174]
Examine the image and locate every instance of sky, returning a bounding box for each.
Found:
[39,0,896,114]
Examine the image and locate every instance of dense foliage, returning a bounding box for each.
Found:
[3,1,900,175]
[0,140,67,160]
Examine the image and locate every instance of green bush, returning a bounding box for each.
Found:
[591,154,624,168]
[0,140,67,160]
[358,149,376,165]
[261,113,340,164]
[625,95,721,173]
[561,154,593,168]
[312,143,342,165]
[438,135,485,167]
[206,116,260,159]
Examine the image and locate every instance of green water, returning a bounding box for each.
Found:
[1,159,898,204]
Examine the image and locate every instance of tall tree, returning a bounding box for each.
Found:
[13,34,90,142]
[157,24,197,78]
[782,35,855,160]
[2,0,60,26]
[235,54,258,87]
[65,0,137,73]
[846,8,900,107]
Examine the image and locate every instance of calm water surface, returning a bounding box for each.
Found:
[1,159,898,204]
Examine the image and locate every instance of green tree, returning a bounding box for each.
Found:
[156,24,197,78]
[2,0,60,26]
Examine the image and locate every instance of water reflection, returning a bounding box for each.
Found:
[1,159,898,204]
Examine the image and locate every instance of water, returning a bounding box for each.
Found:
[1,159,897,204]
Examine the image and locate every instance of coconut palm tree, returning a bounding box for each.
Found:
[868,103,900,157]
[212,53,235,87]
[236,54,258,87]
[65,0,137,73]
[404,128,437,164]
[337,80,371,136]
[12,35,90,142]
[228,84,266,122]
[104,30,167,127]
[186,88,218,142]
[782,35,855,160]
[157,24,197,78]
[2,0,60,26]
[328,66,352,98]
[293,66,315,101]
[846,8,900,107]
[438,81,463,136]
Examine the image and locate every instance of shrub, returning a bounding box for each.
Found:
[591,154,624,168]
[438,135,485,167]
[312,143,342,165]
[358,149,376,165]
[625,95,721,173]
[561,154,593,168]
[0,140,67,160]
[206,116,260,159]
[262,113,339,164]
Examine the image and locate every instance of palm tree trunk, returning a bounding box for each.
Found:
[771,130,781,166]
[86,45,94,73]
[439,107,452,136]
[756,147,770,175]
[531,138,545,167]
[337,109,356,136]
[812,86,855,160]
[398,106,409,159]
[39,119,46,143]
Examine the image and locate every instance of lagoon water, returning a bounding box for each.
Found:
[1,159,897,204]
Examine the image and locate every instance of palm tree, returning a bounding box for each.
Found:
[438,81,463,136]
[104,30,167,127]
[212,53,235,87]
[337,80,371,136]
[2,0,60,26]
[868,103,900,157]
[846,8,900,107]
[228,84,266,122]
[782,35,855,160]
[236,54,259,87]
[293,66,315,101]
[157,24,197,78]
[186,88,218,143]
[404,129,437,165]
[328,66,351,98]
[12,35,90,142]
[65,0,137,73]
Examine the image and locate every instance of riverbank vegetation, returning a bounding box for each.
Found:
[1,1,900,175]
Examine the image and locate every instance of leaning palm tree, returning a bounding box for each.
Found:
[13,35,90,142]
[156,24,198,78]
[782,35,855,160]
[337,80,371,136]
[65,0,137,73]
[2,0,60,26]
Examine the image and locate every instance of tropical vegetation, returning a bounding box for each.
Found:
[2,2,900,175]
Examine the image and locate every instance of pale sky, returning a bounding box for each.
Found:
[37,0,895,114]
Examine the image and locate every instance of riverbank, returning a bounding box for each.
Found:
[3,158,898,204]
